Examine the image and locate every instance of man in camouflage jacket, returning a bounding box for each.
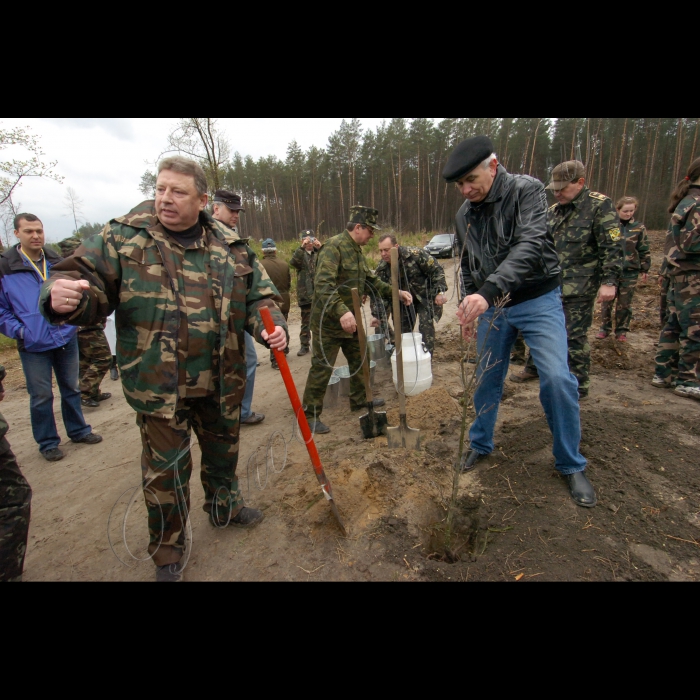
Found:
[302,206,412,434]
[40,158,288,582]
[654,182,700,400]
[289,230,321,356]
[515,161,622,399]
[260,238,291,369]
[0,364,32,582]
[369,234,447,355]
[59,237,113,408]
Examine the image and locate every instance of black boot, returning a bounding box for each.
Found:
[565,472,597,508]
[455,449,487,474]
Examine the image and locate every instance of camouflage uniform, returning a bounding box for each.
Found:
[370,246,447,355]
[40,202,287,567]
[302,208,394,421]
[525,188,622,395]
[59,237,113,401]
[290,239,319,350]
[78,325,112,400]
[600,219,651,335]
[260,250,291,363]
[655,191,700,388]
[0,364,32,582]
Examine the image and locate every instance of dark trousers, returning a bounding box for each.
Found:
[0,436,32,582]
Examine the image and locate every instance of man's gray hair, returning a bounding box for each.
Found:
[481,153,499,170]
[157,156,208,196]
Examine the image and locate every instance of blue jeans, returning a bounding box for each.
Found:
[470,289,587,476]
[240,332,258,422]
[18,336,92,453]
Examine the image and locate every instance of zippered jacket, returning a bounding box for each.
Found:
[39,201,287,420]
[0,245,77,352]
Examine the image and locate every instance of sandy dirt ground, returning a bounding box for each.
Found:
[3,232,699,582]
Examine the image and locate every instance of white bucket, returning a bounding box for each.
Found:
[391,333,433,397]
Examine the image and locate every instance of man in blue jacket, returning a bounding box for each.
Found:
[0,214,102,461]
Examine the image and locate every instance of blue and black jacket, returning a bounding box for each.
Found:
[0,245,77,352]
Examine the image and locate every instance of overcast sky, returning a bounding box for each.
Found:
[2,118,428,242]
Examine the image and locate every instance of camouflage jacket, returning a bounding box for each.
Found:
[664,190,700,274]
[289,246,319,306]
[311,230,393,338]
[549,187,623,297]
[39,201,287,420]
[370,246,447,319]
[618,220,651,274]
[260,252,291,315]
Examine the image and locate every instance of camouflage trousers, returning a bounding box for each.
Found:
[600,273,639,335]
[511,333,527,362]
[300,305,312,349]
[303,333,365,421]
[0,425,32,582]
[137,395,244,567]
[526,294,596,394]
[78,328,112,400]
[655,273,700,388]
[378,302,437,355]
[660,276,671,327]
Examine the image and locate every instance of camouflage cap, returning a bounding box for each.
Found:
[348,205,382,231]
[58,236,82,257]
[546,160,586,191]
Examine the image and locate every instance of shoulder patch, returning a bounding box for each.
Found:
[609,227,621,242]
[589,192,609,202]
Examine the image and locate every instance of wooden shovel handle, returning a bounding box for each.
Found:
[351,288,373,404]
[391,248,407,415]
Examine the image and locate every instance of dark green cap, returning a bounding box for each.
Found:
[348,205,381,231]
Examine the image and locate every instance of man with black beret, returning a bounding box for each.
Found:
[445,136,596,509]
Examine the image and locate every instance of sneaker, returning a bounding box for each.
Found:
[73,433,103,445]
[212,507,265,530]
[674,385,700,401]
[510,369,539,383]
[81,398,99,408]
[652,375,671,389]
[307,420,331,435]
[42,448,64,462]
[297,346,310,357]
[241,413,265,426]
[616,334,628,343]
[110,367,119,381]
[596,330,610,340]
[156,562,184,583]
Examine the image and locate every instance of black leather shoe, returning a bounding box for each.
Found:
[297,346,310,357]
[456,449,487,474]
[351,398,386,412]
[110,368,119,381]
[156,562,184,583]
[81,398,99,408]
[565,472,597,508]
[42,448,64,462]
[307,420,331,435]
[96,393,112,402]
[232,507,265,529]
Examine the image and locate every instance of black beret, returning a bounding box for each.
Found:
[442,135,495,183]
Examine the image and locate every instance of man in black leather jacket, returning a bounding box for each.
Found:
[445,136,596,509]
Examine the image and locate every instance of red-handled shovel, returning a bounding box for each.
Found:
[259,307,347,537]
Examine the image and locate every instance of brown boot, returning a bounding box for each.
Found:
[510,368,539,383]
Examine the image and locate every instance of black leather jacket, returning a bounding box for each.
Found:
[456,165,562,307]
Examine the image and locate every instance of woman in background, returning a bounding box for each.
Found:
[597,196,650,342]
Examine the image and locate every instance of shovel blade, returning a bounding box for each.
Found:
[387,415,421,451]
[360,410,388,440]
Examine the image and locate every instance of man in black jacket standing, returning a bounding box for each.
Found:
[446,136,595,508]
